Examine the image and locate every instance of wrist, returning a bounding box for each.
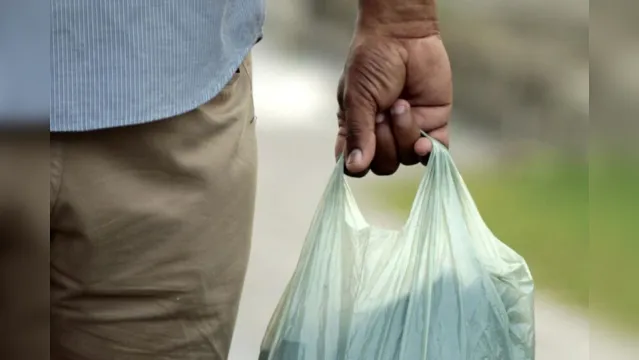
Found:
[357,0,439,38]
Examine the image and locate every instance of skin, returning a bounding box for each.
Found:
[335,0,453,177]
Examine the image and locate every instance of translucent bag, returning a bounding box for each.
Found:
[259,136,535,360]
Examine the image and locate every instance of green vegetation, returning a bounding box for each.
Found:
[589,154,639,331]
[378,153,638,330]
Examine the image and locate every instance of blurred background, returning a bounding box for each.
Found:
[228,0,639,359]
[0,0,634,359]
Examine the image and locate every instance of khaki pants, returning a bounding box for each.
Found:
[0,133,50,360]
[50,56,257,359]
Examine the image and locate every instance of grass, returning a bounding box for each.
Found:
[377,152,639,331]
[589,153,639,330]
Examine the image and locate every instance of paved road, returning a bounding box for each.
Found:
[228,40,638,360]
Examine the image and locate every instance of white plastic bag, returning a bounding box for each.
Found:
[260,136,535,360]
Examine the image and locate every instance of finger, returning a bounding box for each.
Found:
[335,129,347,162]
[341,110,370,178]
[390,100,421,166]
[414,137,432,157]
[371,113,399,176]
[411,105,451,133]
[418,125,449,166]
[343,93,377,174]
[427,124,450,148]
[334,110,346,161]
[336,75,346,112]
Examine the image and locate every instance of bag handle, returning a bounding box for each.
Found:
[329,132,457,230]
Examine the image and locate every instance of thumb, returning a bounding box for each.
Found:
[343,96,376,175]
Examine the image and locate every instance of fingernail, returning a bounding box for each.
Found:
[347,149,362,165]
[391,103,406,115]
[375,114,385,124]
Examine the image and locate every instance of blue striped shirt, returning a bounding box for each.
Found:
[51,0,265,132]
[0,0,49,124]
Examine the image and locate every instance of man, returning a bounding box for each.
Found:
[49,0,451,359]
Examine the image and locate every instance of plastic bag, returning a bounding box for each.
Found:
[259,136,535,360]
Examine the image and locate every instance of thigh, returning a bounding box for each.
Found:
[50,58,257,360]
[0,135,49,360]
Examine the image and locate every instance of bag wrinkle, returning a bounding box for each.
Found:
[260,137,535,360]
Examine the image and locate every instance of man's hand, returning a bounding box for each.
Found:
[335,0,452,176]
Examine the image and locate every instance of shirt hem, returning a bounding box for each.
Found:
[50,33,261,133]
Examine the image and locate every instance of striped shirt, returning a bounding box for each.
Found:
[50,0,265,132]
[0,0,49,125]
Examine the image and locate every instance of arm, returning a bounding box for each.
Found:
[357,0,439,38]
